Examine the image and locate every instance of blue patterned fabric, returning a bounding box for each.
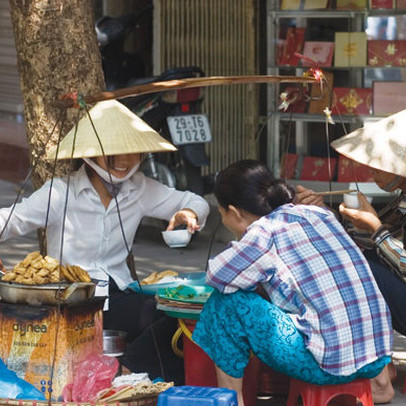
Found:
[193,290,390,382]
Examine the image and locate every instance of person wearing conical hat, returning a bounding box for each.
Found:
[295,110,406,403]
[0,100,210,384]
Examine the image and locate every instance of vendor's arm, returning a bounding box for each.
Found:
[166,208,200,233]
[294,185,326,208]
[206,225,274,293]
[371,227,406,276]
[0,181,56,240]
[339,193,406,275]
[339,193,382,233]
[140,176,210,230]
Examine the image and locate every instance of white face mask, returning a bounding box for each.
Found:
[83,157,140,184]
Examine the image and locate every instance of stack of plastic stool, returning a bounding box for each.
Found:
[286,378,374,406]
[157,386,237,406]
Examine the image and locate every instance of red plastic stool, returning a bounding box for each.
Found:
[286,378,374,406]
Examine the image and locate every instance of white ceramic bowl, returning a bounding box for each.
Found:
[343,192,373,209]
[162,229,192,248]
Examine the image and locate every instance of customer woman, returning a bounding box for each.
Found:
[192,159,392,406]
[0,100,210,383]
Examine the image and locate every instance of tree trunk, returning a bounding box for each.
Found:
[8,0,105,188]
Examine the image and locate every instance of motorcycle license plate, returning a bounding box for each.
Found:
[167,114,212,146]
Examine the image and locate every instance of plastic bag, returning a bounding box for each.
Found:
[63,354,119,402]
[0,357,46,400]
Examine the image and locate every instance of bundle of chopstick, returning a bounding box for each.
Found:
[96,381,174,402]
[313,189,357,196]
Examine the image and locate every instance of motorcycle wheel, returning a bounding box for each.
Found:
[176,161,205,196]
[140,159,177,189]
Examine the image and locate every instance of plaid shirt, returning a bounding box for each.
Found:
[207,204,392,376]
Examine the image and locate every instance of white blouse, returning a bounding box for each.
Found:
[0,165,210,294]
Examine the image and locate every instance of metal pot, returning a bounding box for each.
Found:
[103,329,127,357]
[0,280,96,306]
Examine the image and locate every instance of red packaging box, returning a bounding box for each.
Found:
[369,0,394,7]
[302,42,334,67]
[300,156,337,181]
[331,87,372,116]
[280,153,299,179]
[373,81,406,115]
[368,40,406,66]
[279,27,306,66]
[337,156,374,182]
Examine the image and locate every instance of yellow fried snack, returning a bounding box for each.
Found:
[72,265,92,282]
[1,271,16,282]
[140,270,179,285]
[62,265,77,283]
[0,251,92,285]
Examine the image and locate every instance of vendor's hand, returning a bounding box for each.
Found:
[0,259,5,274]
[294,185,325,208]
[339,192,381,233]
[166,209,200,234]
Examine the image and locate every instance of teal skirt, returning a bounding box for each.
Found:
[192,290,390,382]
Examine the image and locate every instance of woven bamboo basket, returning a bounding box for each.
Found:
[0,395,158,406]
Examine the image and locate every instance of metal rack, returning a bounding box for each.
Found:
[266,0,405,198]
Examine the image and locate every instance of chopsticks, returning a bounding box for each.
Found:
[313,189,358,196]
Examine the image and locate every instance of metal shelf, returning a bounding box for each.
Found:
[274,112,388,123]
[271,65,406,70]
[269,9,406,18]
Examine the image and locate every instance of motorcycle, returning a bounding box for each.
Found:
[96,10,213,195]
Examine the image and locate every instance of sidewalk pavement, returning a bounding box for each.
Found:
[0,177,406,404]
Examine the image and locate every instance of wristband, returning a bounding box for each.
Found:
[371,225,391,246]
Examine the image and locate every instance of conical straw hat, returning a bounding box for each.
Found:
[331,109,406,177]
[47,100,177,160]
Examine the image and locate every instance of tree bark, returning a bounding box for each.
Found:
[8,0,105,188]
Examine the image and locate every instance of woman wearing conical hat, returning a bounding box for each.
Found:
[295,110,406,403]
[0,100,210,383]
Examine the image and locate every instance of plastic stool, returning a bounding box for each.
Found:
[286,378,374,406]
[157,386,237,406]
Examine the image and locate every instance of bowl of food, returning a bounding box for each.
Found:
[343,192,373,209]
[162,229,192,248]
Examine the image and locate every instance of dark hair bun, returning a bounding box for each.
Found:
[267,180,295,209]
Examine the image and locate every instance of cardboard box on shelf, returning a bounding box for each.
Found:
[373,81,406,115]
[303,0,330,8]
[300,156,337,181]
[280,0,329,9]
[279,27,306,66]
[302,42,334,67]
[370,0,395,8]
[334,32,367,67]
[368,40,406,66]
[308,71,334,114]
[331,87,372,115]
[337,156,374,182]
[280,153,299,179]
[336,0,367,8]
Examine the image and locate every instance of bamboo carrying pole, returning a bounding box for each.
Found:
[55,75,317,108]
